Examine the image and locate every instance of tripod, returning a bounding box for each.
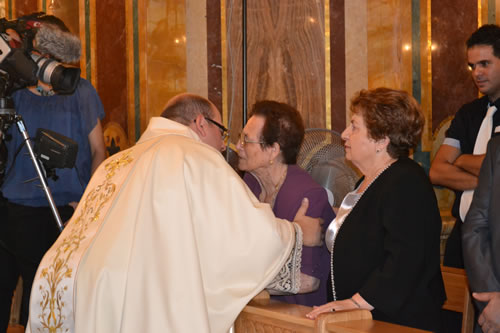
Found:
[0,98,64,232]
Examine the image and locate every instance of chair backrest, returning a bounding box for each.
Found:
[441,265,475,333]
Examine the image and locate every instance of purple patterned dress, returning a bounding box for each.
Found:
[244,165,335,306]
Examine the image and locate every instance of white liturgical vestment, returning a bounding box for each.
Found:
[27,117,300,333]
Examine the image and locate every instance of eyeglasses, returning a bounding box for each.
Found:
[205,117,229,140]
[238,133,264,147]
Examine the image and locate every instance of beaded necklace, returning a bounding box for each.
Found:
[330,161,394,301]
[255,165,288,208]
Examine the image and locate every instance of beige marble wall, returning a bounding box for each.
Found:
[479,0,500,25]
[186,0,208,98]
[45,0,79,35]
[345,0,412,122]
[367,0,412,92]
[141,0,187,133]
[419,0,432,151]
[496,0,500,24]
[344,0,367,125]
[0,1,6,17]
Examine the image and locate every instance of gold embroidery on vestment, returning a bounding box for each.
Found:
[36,152,133,332]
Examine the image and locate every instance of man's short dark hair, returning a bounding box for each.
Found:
[161,93,217,126]
[37,15,70,32]
[22,12,71,32]
[467,24,500,58]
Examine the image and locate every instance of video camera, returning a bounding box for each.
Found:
[0,12,81,98]
[0,14,81,231]
[0,12,82,185]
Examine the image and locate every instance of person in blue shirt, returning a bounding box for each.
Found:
[0,14,106,331]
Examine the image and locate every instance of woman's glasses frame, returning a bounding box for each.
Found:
[238,133,264,147]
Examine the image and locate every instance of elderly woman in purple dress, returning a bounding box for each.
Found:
[236,100,335,307]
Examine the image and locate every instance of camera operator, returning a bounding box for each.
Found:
[0,14,105,331]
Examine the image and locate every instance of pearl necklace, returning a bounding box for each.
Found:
[330,161,394,301]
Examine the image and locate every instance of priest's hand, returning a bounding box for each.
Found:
[293,198,323,246]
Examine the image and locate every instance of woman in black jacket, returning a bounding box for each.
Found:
[306,88,445,331]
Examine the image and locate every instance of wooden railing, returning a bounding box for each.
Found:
[234,291,430,333]
[235,264,475,332]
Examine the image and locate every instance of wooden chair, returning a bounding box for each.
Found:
[9,278,22,325]
[441,265,475,333]
[7,278,24,333]
[6,325,25,333]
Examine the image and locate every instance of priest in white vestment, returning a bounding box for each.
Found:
[27,94,322,333]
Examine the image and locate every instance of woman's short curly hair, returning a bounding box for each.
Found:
[350,88,424,159]
[249,100,305,164]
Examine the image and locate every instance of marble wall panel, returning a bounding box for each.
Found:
[207,0,223,114]
[431,0,477,132]
[225,0,327,137]
[96,0,128,149]
[186,0,208,97]
[330,0,346,133]
[496,0,500,24]
[12,0,36,17]
[223,0,243,138]
[46,0,79,36]
[345,0,367,124]
[142,0,186,133]
[366,0,412,93]
[419,0,432,150]
[480,0,497,25]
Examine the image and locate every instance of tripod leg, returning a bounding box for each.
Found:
[15,116,64,232]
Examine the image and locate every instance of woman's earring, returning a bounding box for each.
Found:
[269,159,274,165]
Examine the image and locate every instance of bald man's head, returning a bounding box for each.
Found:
[161,93,217,125]
[161,93,226,152]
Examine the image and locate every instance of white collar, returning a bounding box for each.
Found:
[137,117,200,144]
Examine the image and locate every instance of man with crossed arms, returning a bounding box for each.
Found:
[430,24,500,269]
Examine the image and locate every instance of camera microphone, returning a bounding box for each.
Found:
[34,23,81,64]
[29,23,82,94]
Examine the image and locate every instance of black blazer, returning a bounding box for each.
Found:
[463,135,500,313]
[330,157,445,331]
